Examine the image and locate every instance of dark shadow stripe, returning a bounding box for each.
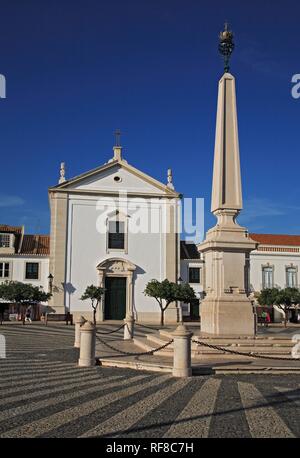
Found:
[116,378,204,439]
[0,370,141,412]
[37,376,175,438]
[255,381,300,437]
[0,374,152,434]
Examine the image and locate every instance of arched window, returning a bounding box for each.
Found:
[262,266,273,289]
[286,267,297,288]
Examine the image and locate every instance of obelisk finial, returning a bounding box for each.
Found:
[218,22,235,73]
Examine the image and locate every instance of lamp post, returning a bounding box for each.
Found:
[48,273,53,294]
[177,277,183,323]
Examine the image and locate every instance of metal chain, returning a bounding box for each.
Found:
[192,339,300,361]
[96,323,125,335]
[96,335,173,356]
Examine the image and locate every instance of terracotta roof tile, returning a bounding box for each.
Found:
[0,224,23,234]
[20,235,50,255]
[250,233,300,247]
[37,235,50,255]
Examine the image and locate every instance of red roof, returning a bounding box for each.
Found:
[250,233,300,247]
[0,224,50,255]
[20,235,50,255]
[0,224,23,234]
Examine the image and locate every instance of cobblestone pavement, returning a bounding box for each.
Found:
[0,324,299,438]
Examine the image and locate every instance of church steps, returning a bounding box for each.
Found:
[159,329,293,340]
[158,330,294,347]
[143,334,292,356]
[132,329,296,357]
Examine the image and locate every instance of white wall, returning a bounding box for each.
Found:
[0,256,49,291]
[65,193,174,319]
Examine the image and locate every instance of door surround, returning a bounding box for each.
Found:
[96,258,136,321]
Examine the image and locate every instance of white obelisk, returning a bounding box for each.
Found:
[198,26,257,336]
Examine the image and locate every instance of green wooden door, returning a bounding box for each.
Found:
[104,277,127,320]
[190,299,200,320]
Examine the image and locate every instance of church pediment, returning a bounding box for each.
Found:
[49,160,178,197]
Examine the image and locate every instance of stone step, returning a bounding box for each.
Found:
[99,359,300,375]
[145,334,293,357]
[196,342,293,349]
[133,336,175,357]
[134,335,295,358]
[159,329,294,342]
[159,330,294,347]
[148,331,294,355]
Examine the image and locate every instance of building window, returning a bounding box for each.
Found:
[25,262,39,280]
[262,266,273,289]
[189,267,200,283]
[108,220,125,250]
[0,262,10,278]
[286,267,297,288]
[0,233,11,248]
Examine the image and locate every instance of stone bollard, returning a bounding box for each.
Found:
[74,315,87,348]
[78,321,96,367]
[124,314,135,340]
[172,324,193,377]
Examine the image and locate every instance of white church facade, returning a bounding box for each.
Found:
[48,144,181,323]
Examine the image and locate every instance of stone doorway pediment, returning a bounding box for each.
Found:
[96,258,136,275]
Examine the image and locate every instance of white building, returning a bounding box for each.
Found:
[0,224,50,318]
[180,241,204,320]
[249,233,300,322]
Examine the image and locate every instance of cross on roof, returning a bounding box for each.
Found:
[114,129,122,147]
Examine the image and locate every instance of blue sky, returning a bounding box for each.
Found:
[0,0,299,237]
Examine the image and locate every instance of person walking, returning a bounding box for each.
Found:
[266,311,271,327]
[261,310,267,327]
[25,306,32,323]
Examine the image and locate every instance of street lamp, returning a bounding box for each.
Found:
[48,273,54,294]
[177,277,183,323]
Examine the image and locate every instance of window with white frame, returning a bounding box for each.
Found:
[286,267,297,288]
[262,266,273,289]
[0,262,10,278]
[0,233,11,248]
[189,267,201,283]
[108,219,125,250]
[25,262,39,280]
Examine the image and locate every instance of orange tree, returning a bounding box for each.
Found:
[144,279,196,326]
[80,285,105,325]
[257,287,300,327]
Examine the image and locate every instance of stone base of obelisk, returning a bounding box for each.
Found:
[200,294,256,337]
